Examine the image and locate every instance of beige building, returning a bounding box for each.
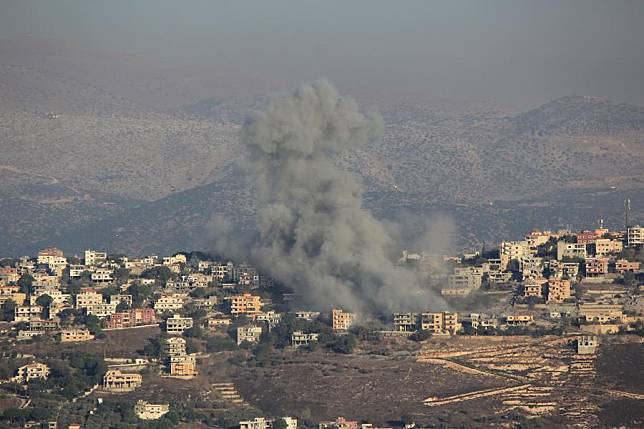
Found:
[240,417,298,429]
[165,314,194,334]
[577,335,598,354]
[163,336,187,357]
[84,249,107,266]
[85,303,118,318]
[593,238,623,257]
[615,259,640,274]
[134,400,170,420]
[585,258,609,277]
[12,363,50,383]
[393,312,419,332]
[627,226,644,246]
[332,309,356,332]
[505,314,534,325]
[291,331,319,347]
[546,279,572,303]
[237,325,263,345]
[75,289,103,308]
[154,293,187,311]
[557,242,587,260]
[103,370,142,391]
[60,328,94,342]
[420,312,459,334]
[228,293,262,316]
[169,354,198,377]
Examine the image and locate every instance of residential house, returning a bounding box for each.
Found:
[134,400,170,420]
[165,314,193,334]
[420,312,459,334]
[291,331,319,347]
[237,325,263,345]
[332,309,356,332]
[60,329,94,342]
[103,370,142,391]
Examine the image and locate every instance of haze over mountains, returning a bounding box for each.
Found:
[1,37,643,256]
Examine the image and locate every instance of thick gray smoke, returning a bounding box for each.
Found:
[238,80,445,314]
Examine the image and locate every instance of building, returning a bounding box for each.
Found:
[505,314,534,326]
[134,400,170,420]
[84,249,107,266]
[420,312,459,334]
[105,308,157,329]
[585,258,609,277]
[295,310,320,321]
[169,354,198,377]
[393,313,419,332]
[103,370,142,392]
[84,303,118,318]
[557,242,587,260]
[163,336,187,357]
[60,328,94,342]
[469,313,499,330]
[227,293,262,316]
[615,259,640,274]
[237,325,263,345]
[91,268,114,283]
[14,305,43,322]
[500,241,530,268]
[627,226,644,246]
[523,278,546,298]
[165,314,194,334]
[154,293,187,311]
[109,294,133,306]
[332,309,356,332]
[593,239,623,257]
[37,247,66,268]
[320,417,357,429]
[577,335,598,354]
[579,304,624,323]
[546,279,572,303]
[75,289,103,308]
[12,363,50,383]
[207,317,232,330]
[291,331,319,347]
[240,417,298,429]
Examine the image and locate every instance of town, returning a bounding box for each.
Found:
[0,222,643,429]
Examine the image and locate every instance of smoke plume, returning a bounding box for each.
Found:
[240,80,445,314]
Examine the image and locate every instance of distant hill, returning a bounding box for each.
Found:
[1,36,644,255]
[513,95,644,137]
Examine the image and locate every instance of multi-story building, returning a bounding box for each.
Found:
[227,293,262,316]
[593,239,623,257]
[577,335,598,354]
[14,305,43,322]
[469,313,499,330]
[578,304,624,323]
[103,370,142,392]
[291,331,319,347]
[627,226,644,246]
[165,314,194,334]
[163,337,187,357]
[237,325,263,345]
[84,303,118,318]
[154,293,187,312]
[12,363,50,383]
[420,312,459,334]
[393,312,419,332]
[84,250,107,266]
[523,278,547,298]
[207,317,232,330]
[105,308,156,329]
[500,241,530,268]
[585,258,609,277]
[134,400,170,420]
[557,242,587,260]
[91,268,114,283]
[60,329,94,342]
[332,309,356,332]
[615,259,640,274]
[37,247,67,269]
[253,311,282,328]
[169,354,197,377]
[109,294,133,306]
[546,279,571,303]
[0,267,20,283]
[75,289,103,308]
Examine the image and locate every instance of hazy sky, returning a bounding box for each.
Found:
[2,0,644,109]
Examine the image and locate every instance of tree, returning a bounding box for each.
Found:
[1,299,16,321]
[116,300,131,312]
[113,268,130,285]
[17,274,35,295]
[273,418,289,429]
[35,294,53,309]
